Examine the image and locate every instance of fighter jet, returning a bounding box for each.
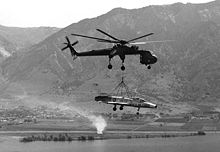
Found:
[95,94,157,115]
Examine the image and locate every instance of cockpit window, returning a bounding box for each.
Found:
[140,99,145,102]
[132,97,140,100]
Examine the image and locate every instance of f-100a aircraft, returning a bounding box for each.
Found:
[95,94,157,115]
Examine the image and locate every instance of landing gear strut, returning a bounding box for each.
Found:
[108,57,113,69]
[136,107,140,115]
[113,105,117,111]
[119,55,125,71]
[108,64,112,69]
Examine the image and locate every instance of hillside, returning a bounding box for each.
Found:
[0,1,220,114]
[0,25,60,50]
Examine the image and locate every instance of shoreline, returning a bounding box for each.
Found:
[1,130,220,135]
[19,131,206,142]
[0,130,208,142]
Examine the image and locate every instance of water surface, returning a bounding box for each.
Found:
[1,134,220,152]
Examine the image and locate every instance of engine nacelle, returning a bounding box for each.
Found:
[131,45,139,50]
[140,51,157,65]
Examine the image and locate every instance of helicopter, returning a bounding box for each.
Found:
[61,29,158,71]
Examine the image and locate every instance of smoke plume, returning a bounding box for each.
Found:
[59,103,107,134]
[89,115,106,134]
[9,91,107,134]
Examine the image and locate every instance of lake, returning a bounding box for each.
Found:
[1,134,220,152]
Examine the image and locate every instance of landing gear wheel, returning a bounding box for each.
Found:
[113,106,117,111]
[147,65,151,69]
[108,64,112,69]
[119,106,123,110]
[136,107,140,115]
[121,65,125,71]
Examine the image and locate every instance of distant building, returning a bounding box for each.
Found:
[202,126,217,131]
[191,111,220,120]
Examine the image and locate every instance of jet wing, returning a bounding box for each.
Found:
[77,48,113,56]
[107,101,129,105]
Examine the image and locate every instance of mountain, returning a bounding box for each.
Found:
[0,35,15,58]
[0,25,60,51]
[1,1,220,114]
[0,25,60,101]
[0,25,60,70]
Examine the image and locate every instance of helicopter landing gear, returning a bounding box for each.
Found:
[108,57,113,69]
[119,105,124,110]
[120,57,125,71]
[136,107,140,115]
[147,65,151,69]
[118,55,126,71]
[113,105,117,111]
[121,65,125,71]
[108,64,112,69]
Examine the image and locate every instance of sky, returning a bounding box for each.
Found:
[0,0,213,28]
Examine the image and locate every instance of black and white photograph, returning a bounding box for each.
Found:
[0,0,220,151]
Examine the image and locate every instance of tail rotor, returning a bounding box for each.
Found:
[61,36,79,58]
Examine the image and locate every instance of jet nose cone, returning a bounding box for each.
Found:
[152,55,157,64]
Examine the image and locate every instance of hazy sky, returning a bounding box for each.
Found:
[0,0,213,28]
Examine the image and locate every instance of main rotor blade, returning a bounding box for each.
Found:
[127,33,154,43]
[65,36,70,44]
[72,40,79,46]
[71,33,115,43]
[97,39,120,43]
[96,29,120,41]
[130,40,174,45]
[61,46,68,51]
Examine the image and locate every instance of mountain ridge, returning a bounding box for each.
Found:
[0,24,60,52]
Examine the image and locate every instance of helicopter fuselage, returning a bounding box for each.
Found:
[76,44,157,65]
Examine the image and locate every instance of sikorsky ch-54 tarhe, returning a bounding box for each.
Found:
[95,94,157,115]
[61,29,159,70]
